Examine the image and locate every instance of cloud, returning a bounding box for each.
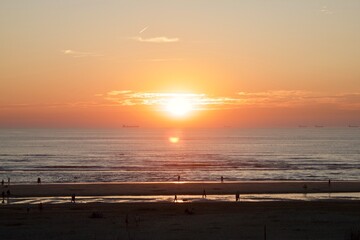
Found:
[131,36,179,43]
[61,49,103,58]
[139,26,148,34]
[101,91,248,111]
[101,90,360,111]
[320,6,333,15]
[3,91,359,112]
[102,91,222,109]
[0,101,114,110]
[237,91,360,109]
[107,90,132,96]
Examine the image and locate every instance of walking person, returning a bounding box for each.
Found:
[202,189,207,198]
[6,189,10,203]
[235,191,240,202]
[71,193,76,203]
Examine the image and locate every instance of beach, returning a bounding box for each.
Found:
[1,181,360,239]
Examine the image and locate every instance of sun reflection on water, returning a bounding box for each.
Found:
[169,137,179,143]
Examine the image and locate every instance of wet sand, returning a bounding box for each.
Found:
[4,181,360,197]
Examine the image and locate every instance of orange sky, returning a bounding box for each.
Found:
[1,0,360,128]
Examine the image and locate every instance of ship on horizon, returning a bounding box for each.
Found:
[122,125,140,128]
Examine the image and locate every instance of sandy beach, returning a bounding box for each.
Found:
[1,181,360,239]
[1,201,360,240]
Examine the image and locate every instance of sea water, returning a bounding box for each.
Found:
[0,128,359,183]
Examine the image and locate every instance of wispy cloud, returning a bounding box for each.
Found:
[3,91,359,112]
[131,36,179,43]
[100,90,360,111]
[237,91,360,109]
[320,6,334,15]
[61,49,103,58]
[0,102,104,110]
[101,91,228,109]
[139,26,149,34]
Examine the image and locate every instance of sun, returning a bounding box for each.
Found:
[165,96,193,117]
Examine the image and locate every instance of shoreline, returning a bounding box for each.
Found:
[3,181,360,197]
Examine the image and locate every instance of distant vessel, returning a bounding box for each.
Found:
[315,125,324,128]
[123,125,139,128]
[348,125,359,128]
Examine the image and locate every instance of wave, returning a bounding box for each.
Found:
[38,165,102,169]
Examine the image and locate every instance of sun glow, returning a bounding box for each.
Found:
[165,95,193,117]
[169,137,180,143]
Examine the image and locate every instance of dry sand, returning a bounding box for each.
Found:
[1,181,360,240]
[1,201,360,240]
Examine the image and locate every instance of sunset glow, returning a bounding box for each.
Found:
[2,2,360,239]
[0,1,359,128]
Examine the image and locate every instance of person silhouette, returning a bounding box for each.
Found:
[71,194,76,203]
[174,194,178,202]
[37,178,41,184]
[202,189,207,198]
[221,176,224,183]
[177,175,180,182]
[6,189,10,203]
[235,192,240,202]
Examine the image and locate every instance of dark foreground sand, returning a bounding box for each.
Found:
[1,181,360,240]
[1,201,360,240]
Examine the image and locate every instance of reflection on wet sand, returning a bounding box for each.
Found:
[7,192,360,205]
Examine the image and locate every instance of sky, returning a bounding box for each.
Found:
[1,0,359,128]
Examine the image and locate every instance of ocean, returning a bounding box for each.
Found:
[0,128,359,183]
